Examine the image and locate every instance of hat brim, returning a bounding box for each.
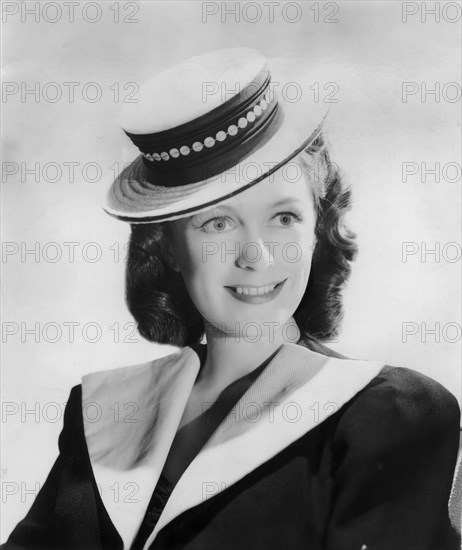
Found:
[104,62,330,223]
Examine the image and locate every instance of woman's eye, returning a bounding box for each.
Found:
[201,216,232,233]
[198,211,302,232]
[274,212,302,227]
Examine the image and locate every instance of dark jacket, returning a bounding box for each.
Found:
[2,340,460,550]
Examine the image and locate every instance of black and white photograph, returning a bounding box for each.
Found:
[1,1,461,549]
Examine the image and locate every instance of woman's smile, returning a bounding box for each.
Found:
[224,278,287,304]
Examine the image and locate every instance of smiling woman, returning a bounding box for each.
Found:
[2,47,460,550]
[125,133,355,352]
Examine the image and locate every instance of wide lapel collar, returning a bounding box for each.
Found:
[143,343,384,549]
[81,347,201,550]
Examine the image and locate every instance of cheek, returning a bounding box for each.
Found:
[280,225,315,273]
[291,249,313,295]
[181,252,228,323]
[172,232,201,276]
[177,238,223,292]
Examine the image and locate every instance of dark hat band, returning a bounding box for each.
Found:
[123,66,284,187]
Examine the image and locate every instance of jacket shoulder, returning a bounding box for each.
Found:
[363,365,459,421]
[334,364,460,449]
[301,336,460,424]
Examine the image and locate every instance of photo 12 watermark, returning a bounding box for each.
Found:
[401,2,461,23]
[401,242,461,263]
[401,162,461,183]
[200,79,340,105]
[2,161,134,184]
[1,400,141,425]
[401,322,461,343]
[201,2,340,24]
[2,241,131,264]
[1,81,139,104]
[201,241,311,264]
[1,321,141,344]
[202,319,339,345]
[1,481,140,503]
[401,81,461,103]
[2,1,140,24]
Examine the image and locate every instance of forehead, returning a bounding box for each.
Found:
[215,161,311,212]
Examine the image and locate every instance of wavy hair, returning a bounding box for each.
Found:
[125,132,358,347]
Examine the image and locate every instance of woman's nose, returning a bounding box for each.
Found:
[235,238,275,271]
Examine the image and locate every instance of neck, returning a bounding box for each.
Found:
[195,317,301,392]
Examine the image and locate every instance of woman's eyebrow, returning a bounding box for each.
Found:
[270,198,302,208]
[217,198,302,213]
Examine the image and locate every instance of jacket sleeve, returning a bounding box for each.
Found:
[324,366,461,550]
[1,385,81,550]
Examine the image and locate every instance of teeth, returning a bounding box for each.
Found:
[235,283,277,296]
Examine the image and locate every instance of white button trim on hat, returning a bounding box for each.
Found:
[204,137,215,148]
[238,117,248,129]
[142,91,273,163]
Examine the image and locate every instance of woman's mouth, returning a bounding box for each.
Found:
[224,279,287,304]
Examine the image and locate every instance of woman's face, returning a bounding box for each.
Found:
[167,160,317,340]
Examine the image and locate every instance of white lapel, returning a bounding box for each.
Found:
[81,347,201,550]
[81,343,384,550]
[143,343,384,549]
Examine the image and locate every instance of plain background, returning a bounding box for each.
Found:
[2,0,461,540]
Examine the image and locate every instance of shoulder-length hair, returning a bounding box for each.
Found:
[125,132,358,347]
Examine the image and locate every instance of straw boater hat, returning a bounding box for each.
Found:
[104,47,329,223]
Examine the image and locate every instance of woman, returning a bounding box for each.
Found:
[3,47,460,550]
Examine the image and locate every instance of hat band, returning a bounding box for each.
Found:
[124,68,285,187]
